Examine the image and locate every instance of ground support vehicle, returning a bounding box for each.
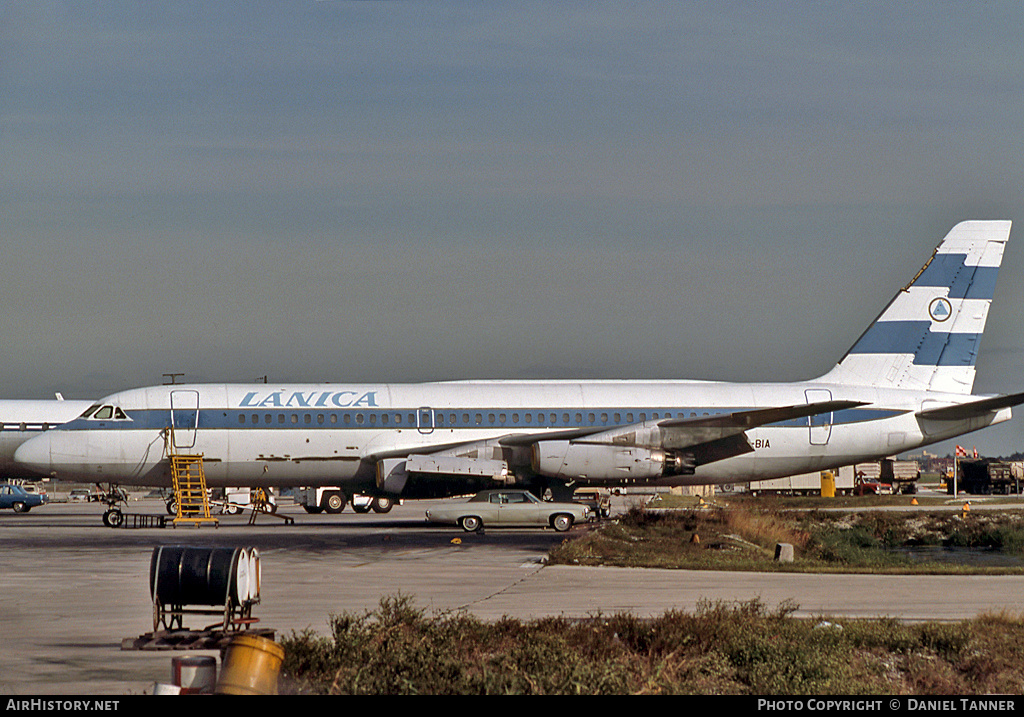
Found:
[296,487,394,515]
[425,488,590,533]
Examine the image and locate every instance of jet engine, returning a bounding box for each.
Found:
[530,440,695,482]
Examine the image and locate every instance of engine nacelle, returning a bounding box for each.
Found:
[531,440,694,482]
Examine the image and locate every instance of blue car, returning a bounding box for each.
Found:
[0,483,46,513]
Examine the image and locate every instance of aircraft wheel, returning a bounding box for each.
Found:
[552,514,574,532]
[103,508,124,528]
[460,516,482,533]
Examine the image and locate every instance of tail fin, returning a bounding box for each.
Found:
[820,220,1011,394]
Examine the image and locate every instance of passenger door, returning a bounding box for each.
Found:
[170,390,200,450]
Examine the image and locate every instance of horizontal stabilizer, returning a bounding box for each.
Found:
[915,390,1024,421]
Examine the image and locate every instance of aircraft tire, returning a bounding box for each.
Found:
[103,508,123,528]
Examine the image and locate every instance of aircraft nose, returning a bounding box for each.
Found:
[14,433,53,477]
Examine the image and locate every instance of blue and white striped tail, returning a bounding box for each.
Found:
[821,220,1011,394]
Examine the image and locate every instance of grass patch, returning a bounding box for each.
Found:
[280,595,1024,694]
[548,503,1024,573]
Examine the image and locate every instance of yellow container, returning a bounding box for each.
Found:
[820,471,836,498]
[215,634,285,695]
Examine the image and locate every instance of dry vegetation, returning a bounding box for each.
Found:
[279,503,1024,694]
[280,595,1024,694]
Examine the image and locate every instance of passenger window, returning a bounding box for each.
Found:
[239,415,246,424]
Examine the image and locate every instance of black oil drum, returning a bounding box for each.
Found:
[150,546,251,607]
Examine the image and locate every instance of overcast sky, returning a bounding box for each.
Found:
[3,2,1024,456]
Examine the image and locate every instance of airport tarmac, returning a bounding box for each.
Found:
[4,496,1024,695]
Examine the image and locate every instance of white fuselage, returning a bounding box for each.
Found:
[12,380,1006,492]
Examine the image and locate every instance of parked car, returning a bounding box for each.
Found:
[426,489,590,532]
[0,483,47,513]
[68,488,98,503]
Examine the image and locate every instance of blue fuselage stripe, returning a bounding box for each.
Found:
[60,407,903,432]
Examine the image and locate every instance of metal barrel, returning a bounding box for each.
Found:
[215,634,285,695]
[150,546,251,607]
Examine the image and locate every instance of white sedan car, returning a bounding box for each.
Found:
[426,489,591,533]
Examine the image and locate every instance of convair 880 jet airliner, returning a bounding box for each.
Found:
[14,221,1024,507]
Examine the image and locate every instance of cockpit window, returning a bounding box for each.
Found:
[81,405,129,421]
[79,405,102,419]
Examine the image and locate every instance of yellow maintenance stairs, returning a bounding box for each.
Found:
[168,428,219,528]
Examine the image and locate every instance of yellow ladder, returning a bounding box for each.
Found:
[168,429,218,528]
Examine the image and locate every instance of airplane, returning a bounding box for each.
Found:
[14,220,1024,515]
[0,396,96,480]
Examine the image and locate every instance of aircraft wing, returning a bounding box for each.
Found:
[572,399,868,467]
[368,399,867,478]
[916,391,1024,421]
